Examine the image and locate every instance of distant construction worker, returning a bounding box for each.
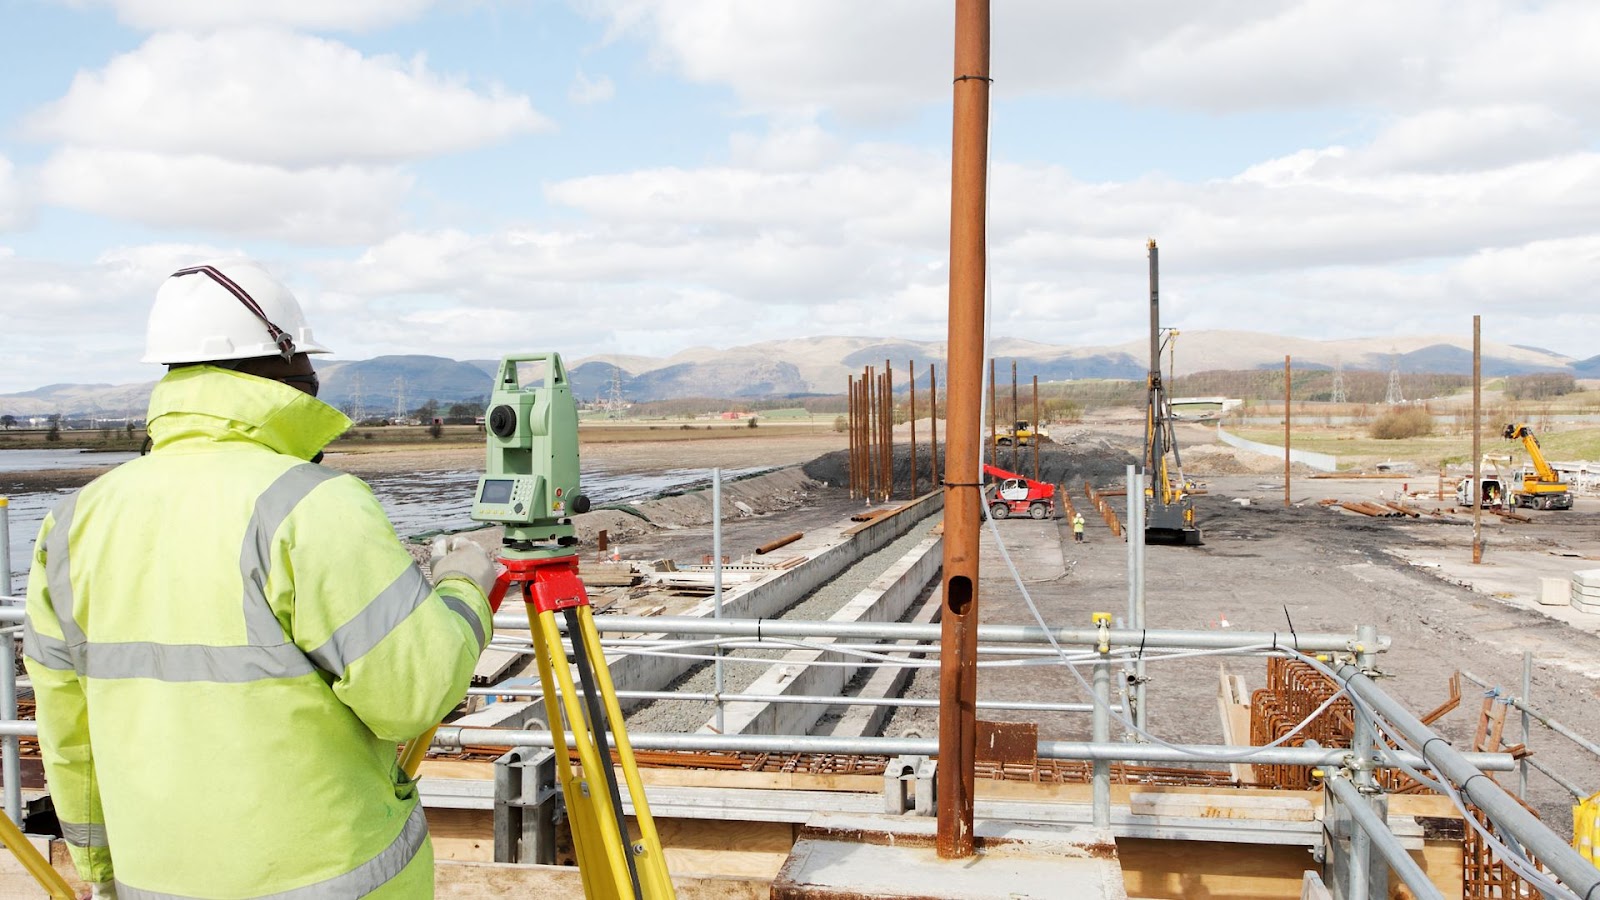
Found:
[1072,512,1086,543]
[23,260,496,898]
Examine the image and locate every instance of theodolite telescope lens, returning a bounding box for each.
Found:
[488,405,518,438]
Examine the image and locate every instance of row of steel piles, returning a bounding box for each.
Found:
[986,360,1043,481]
[846,361,942,502]
[847,362,893,503]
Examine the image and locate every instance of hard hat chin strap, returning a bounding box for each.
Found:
[171,264,297,361]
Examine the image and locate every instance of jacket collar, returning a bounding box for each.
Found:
[146,366,352,460]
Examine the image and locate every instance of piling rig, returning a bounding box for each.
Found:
[1144,239,1202,546]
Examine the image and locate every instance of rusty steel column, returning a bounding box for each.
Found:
[859,375,869,500]
[1473,315,1483,563]
[884,359,895,500]
[851,376,861,500]
[1032,374,1040,482]
[910,359,919,498]
[938,0,989,860]
[864,367,876,502]
[1010,359,1019,472]
[847,374,857,498]
[876,368,889,499]
[930,363,941,487]
[858,375,869,501]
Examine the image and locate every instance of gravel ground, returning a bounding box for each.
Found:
[876,471,1600,831]
[622,522,941,734]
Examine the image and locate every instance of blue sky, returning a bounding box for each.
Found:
[2,0,1597,392]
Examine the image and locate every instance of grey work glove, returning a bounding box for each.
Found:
[430,536,497,596]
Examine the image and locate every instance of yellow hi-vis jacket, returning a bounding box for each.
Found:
[22,366,493,897]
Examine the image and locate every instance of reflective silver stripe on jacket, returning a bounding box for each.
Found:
[60,820,109,848]
[305,564,434,678]
[84,642,314,682]
[439,594,488,652]
[20,628,75,671]
[240,464,343,645]
[44,495,87,673]
[113,801,428,899]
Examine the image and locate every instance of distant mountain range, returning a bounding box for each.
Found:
[2,332,1593,420]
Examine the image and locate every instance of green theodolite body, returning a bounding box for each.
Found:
[470,353,587,556]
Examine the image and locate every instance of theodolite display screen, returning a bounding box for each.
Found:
[479,479,515,504]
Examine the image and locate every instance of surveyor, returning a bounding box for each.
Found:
[1072,511,1086,543]
[23,259,496,898]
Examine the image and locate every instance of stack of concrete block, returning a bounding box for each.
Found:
[1572,569,1600,614]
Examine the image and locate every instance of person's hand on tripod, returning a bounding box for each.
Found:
[430,536,497,597]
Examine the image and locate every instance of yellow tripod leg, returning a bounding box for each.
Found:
[528,600,609,898]
[571,605,676,899]
[398,725,436,779]
[532,603,640,898]
[0,810,75,899]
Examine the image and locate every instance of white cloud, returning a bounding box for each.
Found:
[37,148,413,244]
[0,157,26,231]
[26,29,552,167]
[0,248,183,390]
[569,69,615,105]
[591,1,1600,125]
[297,120,1600,360]
[1354,107,1585,174]
[68,0,439,32]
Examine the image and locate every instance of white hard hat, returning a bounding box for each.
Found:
[142,258,331,364]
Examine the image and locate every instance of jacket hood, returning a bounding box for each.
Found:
[146,366,352,460]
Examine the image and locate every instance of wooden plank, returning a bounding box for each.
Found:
[435,860,769,899]
[636,766,883,794]
[1130,792,1314,822]
[0,832,79,898]
[1216,665,1256,785]
[583,562,640,586]
[1412,839,1466,898]
[472,647,524,685]
[428,807,495,862]
[655,818,796,880]
[418,759,498,781]
[1117,837,1310,899]
[1301,870,1333,900]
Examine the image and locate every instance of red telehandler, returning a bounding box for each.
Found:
[982,464,1056,520]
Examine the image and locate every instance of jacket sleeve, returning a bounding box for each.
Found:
[281,472,493,742]
[21,510,115,884]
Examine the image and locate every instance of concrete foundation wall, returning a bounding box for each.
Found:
[713,533,944,735]
[604,492,945,697]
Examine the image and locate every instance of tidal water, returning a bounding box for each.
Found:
[1,449,765,597]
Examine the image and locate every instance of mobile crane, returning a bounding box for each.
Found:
[1503,423,1574,510]
[982,463,1056,519]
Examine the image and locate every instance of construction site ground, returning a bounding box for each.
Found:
[10,423,1600,836]
[574,426,1600,834]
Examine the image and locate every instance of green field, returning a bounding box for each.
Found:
[1231,424,1600,469]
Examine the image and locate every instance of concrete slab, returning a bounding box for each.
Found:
[771,813,1127,900]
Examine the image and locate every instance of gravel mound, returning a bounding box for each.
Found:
[804,437,1138,493]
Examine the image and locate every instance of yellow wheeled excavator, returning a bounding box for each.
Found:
[1502,423,1573,510]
